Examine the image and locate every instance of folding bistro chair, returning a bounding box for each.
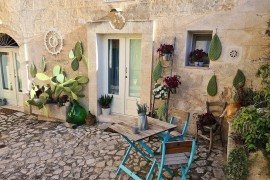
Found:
[157,113,190,142]
[147,140,197,180]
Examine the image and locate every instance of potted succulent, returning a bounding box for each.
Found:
[98,94,113,115]
[136,102,148,130]
[189,49,208,66]
[0,98,7,106]
[163,75,181,94]
[194,113,217,133]
[157,44,174,61]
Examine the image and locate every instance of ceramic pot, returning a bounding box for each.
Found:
[138,113,149,130]
[198,62,204,67]
[102,108,111,115]
[163,53,172,61]
[227,103,241,122]
[194,62,199,66]
[67,100,87,125]
[170,87,176,94]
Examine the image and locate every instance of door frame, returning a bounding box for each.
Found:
[102,34,142,116]
[88,21,154,116]
[0,47,23,106]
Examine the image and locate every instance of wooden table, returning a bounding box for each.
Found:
[108,116,176,180]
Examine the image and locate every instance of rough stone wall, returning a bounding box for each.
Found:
[0,0,269,135]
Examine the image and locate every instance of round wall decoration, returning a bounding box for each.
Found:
[229,50,239,58]
[44,28,63,55]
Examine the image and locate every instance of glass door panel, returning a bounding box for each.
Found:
[129,39,141,97]
[0,52,10,90]
[15,53,23,92]
[108,39,119,95]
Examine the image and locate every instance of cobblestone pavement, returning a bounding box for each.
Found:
[0,110,226,180]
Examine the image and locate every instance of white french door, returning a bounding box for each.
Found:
[103,35,142,116]
[0,48,23,106]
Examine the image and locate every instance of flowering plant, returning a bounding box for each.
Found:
[157,44,174,55]
[164,75,181,88]
[194,112,217,132]
[189,49,208,62]
[153,83,168,99]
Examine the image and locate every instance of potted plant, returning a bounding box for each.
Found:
[152,83,169,99]
[0,98,6,106]
[194,113,217,133]
[136,102,148,130]
[163,75,181,94]
[98,94,113,115]
[157,44,174,61]
[189,49,208,66]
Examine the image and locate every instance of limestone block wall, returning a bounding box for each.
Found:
[0,0,269,135]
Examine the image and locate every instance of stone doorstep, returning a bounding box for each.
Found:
[97,114,136,124]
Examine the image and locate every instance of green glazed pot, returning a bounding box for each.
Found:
[67,100,87,125]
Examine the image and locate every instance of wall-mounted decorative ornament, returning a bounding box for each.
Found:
[44,28,63,55]
[229,50,239,58]
[208,33,222,61]
[108,9,125,30]
[233,69,245,89]
[207,75,217,96]
[152,59,162,82]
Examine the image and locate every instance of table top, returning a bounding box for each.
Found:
[108,116,176,142]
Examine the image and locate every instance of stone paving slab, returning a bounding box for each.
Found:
[0,111,226,180]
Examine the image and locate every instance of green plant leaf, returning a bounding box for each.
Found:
[74,41,83,61]
[41,56,46,72]
[69,49,75,59]
[50,76,57,86]
[64,87,71,92]
[208,33,222,61]
[207,75,217,96]
[233,69,246,89]
[30,63,37,78]
[152,59,162,81]
[56,74,65,83]
[75,76,89,84]
[53,65,61,76]
[71,58,79,71]
[36,73,50,81]
[82,55,88,67]
[156,102,167,121]
[55,86,63,97]
[30,89,36,99]
[62,79,76,87]
[71,91,78,100]
[39,93,48,104]
[73,85,82,92]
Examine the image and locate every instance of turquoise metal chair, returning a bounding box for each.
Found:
[157,113,190,142]
[147,140,197,180]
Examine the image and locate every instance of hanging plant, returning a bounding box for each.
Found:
[30,63,37,78]
[152,59,162,82]
[207,75,217,96]
[208,34,222,61]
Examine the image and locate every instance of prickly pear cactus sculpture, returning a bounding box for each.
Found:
[30,63,37,78]
[208,34,222,61]
[233,69,246,89]
[152,59,162,82]
[207,75,217,96]
[157,102,167,121]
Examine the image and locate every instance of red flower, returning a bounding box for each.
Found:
[157,44,174,55]
[189,49,208,62]
[163,75,181,88]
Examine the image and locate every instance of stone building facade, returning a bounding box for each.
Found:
[0,0,269,135]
